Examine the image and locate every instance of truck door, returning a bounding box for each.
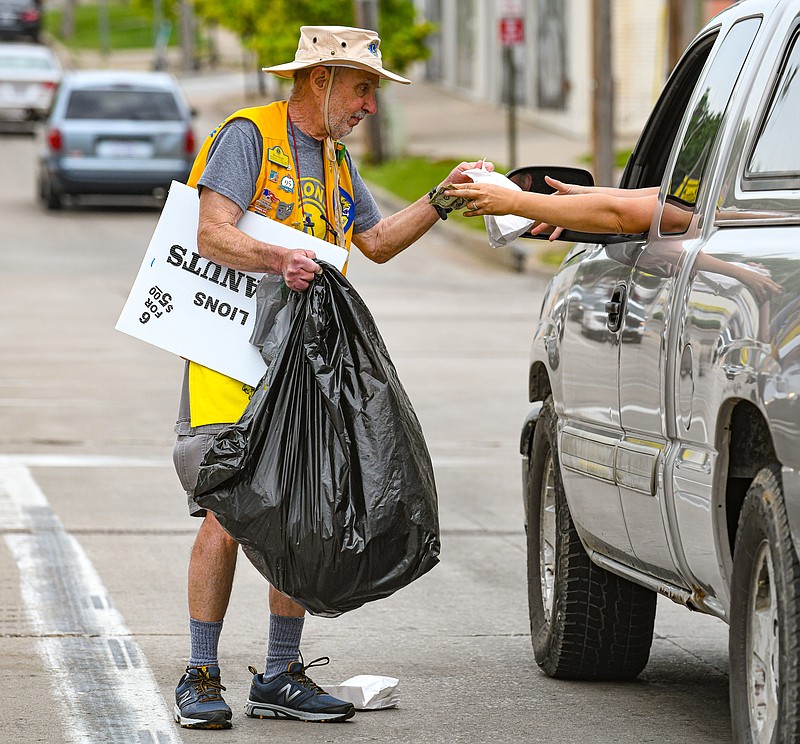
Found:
[556,239,641,561]
[617,17,762,584]
[554,26,724,567]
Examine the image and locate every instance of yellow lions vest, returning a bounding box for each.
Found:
[186,100,355,427]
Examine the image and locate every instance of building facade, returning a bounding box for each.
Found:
[414,0,735,141]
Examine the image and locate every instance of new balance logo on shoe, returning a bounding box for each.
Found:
[277,683,303,704]
[245,661,355,723]
[177,690,192,707]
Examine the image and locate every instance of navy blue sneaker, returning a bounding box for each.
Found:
[174,665,233,729]
[245,656,355,722]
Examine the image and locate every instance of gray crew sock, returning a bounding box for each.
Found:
[188,618,223,668]
[264,614,305,679]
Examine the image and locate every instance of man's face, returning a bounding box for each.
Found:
[327,68,380,139]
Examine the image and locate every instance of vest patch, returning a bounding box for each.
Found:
[267,145,290,168]
[339,187,355,234]
[276,202,294,220]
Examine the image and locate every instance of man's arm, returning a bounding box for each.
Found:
[353,194,440,263]
[354,159,490,263]
[197,188,321,292]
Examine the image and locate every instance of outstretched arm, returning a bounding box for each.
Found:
[542,176,658,199]
[445,181,657,235]
[527,178,659,239]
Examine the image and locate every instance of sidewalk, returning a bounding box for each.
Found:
[388,77,588,170]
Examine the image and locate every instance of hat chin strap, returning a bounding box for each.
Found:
[322,66,335,139]
[322,67,346,249]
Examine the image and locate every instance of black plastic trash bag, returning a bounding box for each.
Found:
[194,262,440,617]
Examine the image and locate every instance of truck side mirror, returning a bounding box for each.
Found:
[506,165,595,193]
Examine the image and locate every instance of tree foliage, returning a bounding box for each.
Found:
[188,0,434,73]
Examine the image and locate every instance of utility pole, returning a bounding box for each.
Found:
[499,7,524,170]
[98,0,110,59]
[180,0,196,73]
[60,0,75,40]
[591,0,614,186]
[667,0,704,72]
[504,44,518,170]
[353,0,386,163]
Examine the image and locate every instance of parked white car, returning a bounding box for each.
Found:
[0,43,61,129]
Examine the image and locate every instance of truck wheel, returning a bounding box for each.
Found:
[525,395,656,679]
[730,465,800,743]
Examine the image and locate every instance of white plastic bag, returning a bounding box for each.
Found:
[462,167,535,248]
[323,674,400,710]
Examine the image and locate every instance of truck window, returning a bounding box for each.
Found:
[745,26,800,189]
[619,32,717,191]
[660,17,762,235]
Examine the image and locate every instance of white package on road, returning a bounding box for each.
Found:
[323,675,400,710]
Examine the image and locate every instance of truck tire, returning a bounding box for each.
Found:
[730,465,800,743]
[526,395,656,679]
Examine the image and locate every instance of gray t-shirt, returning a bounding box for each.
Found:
[197,117,382,238]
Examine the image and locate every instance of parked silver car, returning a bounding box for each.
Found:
[0,42,60,128]
[37,70,196,209]
[519,1,800,741]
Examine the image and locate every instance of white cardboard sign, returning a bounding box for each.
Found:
[115,181,349,386]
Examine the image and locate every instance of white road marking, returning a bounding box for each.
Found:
[0,463,181,744]
[0,454,169,468]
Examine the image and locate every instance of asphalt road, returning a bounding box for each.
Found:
[0,79,732,743]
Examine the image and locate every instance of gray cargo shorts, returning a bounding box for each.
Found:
[172,418,228,517]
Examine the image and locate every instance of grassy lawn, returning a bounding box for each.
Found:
[44,2,173,50]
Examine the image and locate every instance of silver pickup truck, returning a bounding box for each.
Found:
[518,1,800,741]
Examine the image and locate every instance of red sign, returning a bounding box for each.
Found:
[499,16,524,46]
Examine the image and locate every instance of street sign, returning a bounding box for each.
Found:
[499,16,524,46]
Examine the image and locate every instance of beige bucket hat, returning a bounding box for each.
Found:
[262,25,411,85]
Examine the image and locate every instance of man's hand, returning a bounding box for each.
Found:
[282,249,322,292]
[442,159,495,187]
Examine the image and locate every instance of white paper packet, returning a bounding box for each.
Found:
[462,167,535,248]
[323,674,400,710]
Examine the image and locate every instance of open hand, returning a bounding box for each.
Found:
[444,159,495,186]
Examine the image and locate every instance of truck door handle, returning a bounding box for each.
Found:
[605,285,626,332]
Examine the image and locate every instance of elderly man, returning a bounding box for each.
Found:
[172,25,487,730]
